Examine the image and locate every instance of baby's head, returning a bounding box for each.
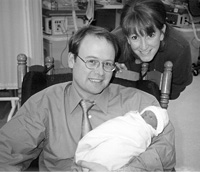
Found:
[140,106,169,135]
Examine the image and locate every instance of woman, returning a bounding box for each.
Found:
[112,0,193,99]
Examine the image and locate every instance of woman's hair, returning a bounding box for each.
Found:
[69,25,119,61]
[120,0,166,37]
[119,0,167,61]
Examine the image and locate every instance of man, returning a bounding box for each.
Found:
[0,25,175,171]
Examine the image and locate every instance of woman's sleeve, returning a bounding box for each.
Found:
[170,42,193,99]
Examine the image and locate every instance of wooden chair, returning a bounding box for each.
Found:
[17,54,72,107]
[114,61,173,109]
[17,54,46,107]
[17,54,172,109]
[141,62,173,109]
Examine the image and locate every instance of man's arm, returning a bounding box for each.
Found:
[121,121,176,171]
[0,105,44,171]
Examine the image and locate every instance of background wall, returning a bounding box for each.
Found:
[168,75,200,171]
[0,0,43,90]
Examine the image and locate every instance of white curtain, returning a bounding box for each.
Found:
[0,0,43,90]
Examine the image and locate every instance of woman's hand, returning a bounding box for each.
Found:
[115,62,127,73]
[77,160,109,172]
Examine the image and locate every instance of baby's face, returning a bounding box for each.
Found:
[141,110,157,129]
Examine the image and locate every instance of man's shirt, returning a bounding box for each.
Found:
[0,82,175,171]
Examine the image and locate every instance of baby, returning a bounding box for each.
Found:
[75,106,169,170]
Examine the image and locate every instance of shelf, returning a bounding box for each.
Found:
[43,33,72,41]
[42,8,86,17]
[42,2,123,17]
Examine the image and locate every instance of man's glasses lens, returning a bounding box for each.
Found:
[103,62,116,72]
[86,60,115,72]
[77,55,116,72]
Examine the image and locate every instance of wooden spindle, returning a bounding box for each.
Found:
[160,61,173,109]
[141,63,149,79]
[17,54,27,106]
[45,56,54,75]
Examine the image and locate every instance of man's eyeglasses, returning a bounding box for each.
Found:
[76,54,116,72]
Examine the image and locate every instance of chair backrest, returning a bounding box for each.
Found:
[142,62,173,109]
[17,54,46,106]
[114,61,173,109]
[17,54,173,109]
[17,54,72,106]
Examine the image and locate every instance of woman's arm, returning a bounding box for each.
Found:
[170,43,193,99]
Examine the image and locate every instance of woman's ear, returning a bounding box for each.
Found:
[68,52,75,69]
[126,36,131,44]
[160,24,166,41]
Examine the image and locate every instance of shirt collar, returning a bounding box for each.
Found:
[68,84,110,115]
[68,83,82,114]
[93,86,109,115]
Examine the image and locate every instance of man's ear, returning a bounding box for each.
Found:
[68,52,75,69]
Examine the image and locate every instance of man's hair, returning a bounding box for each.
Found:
[69,25,119,60]
[120,0,166,37]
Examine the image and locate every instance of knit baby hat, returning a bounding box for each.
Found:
[140,106,169,135]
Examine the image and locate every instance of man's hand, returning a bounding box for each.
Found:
[77,160,109,172]
[71,160,83,172]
